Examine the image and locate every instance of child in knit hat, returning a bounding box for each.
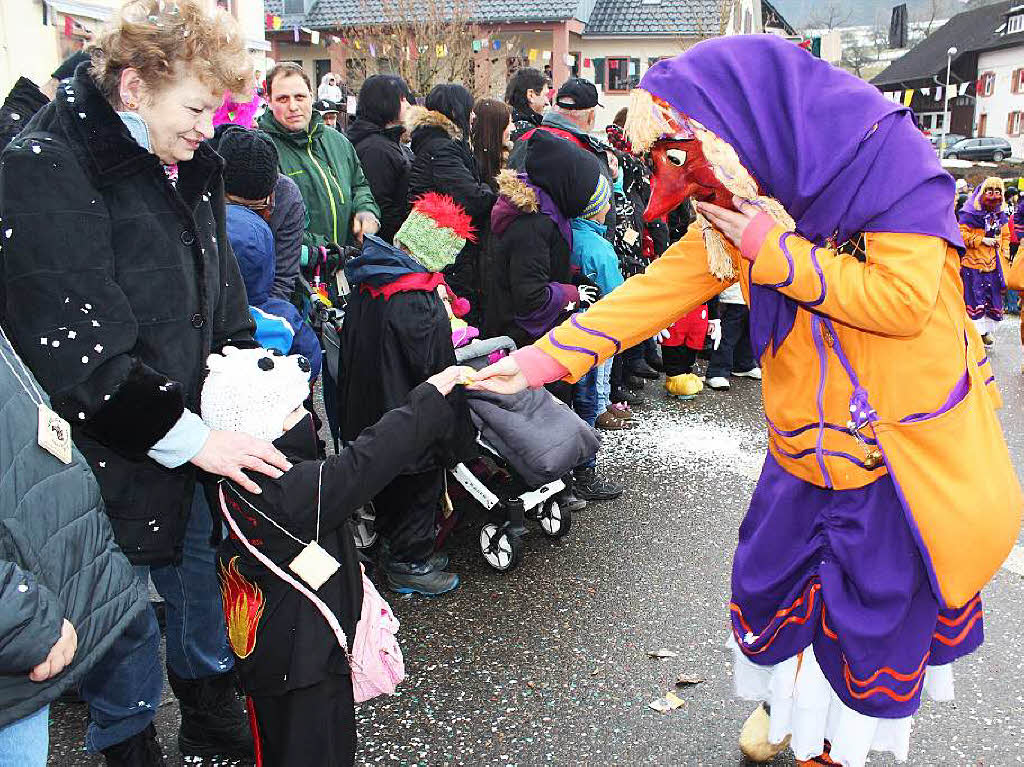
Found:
[217,126,323,378]
[569,174,628,431]
[338,195,477,596]
[201,345,471,767]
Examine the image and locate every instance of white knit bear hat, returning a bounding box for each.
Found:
[201,347,311,442]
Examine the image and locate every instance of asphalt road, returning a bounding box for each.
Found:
[48,318,1024,766]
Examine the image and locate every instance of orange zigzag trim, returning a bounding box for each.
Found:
[731,582,821,655]
[933,611,983,647]
[936,595,981,627]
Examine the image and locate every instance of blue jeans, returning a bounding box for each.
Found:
[595,360,613,414]
[80,485,233,752]
[706,303,756,379]
[573,368,600,427]
[0,706,48,767]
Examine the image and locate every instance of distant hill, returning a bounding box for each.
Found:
[769,0,1003,29]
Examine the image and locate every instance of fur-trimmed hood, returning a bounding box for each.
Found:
[404,105,461,140]
[495,169,538,213]
[491,168,573,247]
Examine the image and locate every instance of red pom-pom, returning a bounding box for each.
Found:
[451,296,471,318]
[411,193,477,243]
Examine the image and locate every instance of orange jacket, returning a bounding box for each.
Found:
[535,225,998,491]
[959,222,1010,272]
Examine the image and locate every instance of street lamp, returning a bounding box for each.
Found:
[940,46,958,158]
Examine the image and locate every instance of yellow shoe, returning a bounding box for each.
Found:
[738,705,791,762]
[665,373,703,399]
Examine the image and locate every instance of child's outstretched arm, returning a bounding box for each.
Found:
[283,366,472,528]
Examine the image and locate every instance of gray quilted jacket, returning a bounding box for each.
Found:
[0,335,145,728]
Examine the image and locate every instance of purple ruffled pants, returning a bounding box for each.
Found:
[730,454,983,719]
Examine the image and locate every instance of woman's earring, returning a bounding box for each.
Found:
[122,94,136,109]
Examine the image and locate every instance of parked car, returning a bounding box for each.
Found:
[944,137,1013,162]
[929,133,966,150]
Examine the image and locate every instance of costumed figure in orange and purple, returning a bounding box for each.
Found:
[470,37,1022,767]
[958,176,1011,346]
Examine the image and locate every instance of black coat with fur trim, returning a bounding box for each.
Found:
[0,65,255,565]
[406,107,496,322]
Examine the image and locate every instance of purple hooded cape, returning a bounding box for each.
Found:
[639,36,965,358]
[958,185,1010,235]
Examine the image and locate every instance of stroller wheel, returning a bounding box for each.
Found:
[538,498,572,539]
[479,523,522,571]
[352,505,378,551]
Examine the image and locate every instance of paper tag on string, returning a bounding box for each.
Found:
[288,540,341,591]
[623,228,640,246]
[37,404,72,465]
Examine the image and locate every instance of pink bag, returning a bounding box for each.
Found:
[218,487,404,702]
[350,570,405,703]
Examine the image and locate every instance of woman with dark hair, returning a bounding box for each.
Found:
[407,84,496,324]
[348,74,414,243]
[471,98,511,190]
[505,67,549,142]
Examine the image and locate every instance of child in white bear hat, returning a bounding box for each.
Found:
[201,346,470,767]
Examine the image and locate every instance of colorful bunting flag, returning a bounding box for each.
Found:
[902,89,913,106]
[542,50,551,62]
[528,48,537,62]
[473,40,481,52]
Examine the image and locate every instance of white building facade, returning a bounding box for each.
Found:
[974,44,1024,158]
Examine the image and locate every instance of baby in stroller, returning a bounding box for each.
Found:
[450,337,599,571]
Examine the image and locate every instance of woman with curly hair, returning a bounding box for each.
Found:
[0,1,289,763]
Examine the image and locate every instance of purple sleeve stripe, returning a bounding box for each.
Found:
[805,245,827,307]
[764,232,795,288]
[570,315,622,354]
[977,356,989,367]
[985,375,996,385]
[546,330,599,364]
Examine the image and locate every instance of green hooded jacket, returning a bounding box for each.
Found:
[258,110,380,250]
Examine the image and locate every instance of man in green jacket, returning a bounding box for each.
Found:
[258,63,380,254]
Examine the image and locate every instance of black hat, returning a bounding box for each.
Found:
[51,51,90,82]
[524,130,602,219]
[314,99,341,115]
[217,127,279,201]
[554,78,602,110]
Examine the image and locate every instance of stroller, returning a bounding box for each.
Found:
[447,336,575,572]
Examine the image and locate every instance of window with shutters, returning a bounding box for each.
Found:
[606,58,629,92]
[1012,68,1024,94]
[1008,111,1023,137]
[592,57,606,88]
[1008,12,1024,35]
[978,71,996,97]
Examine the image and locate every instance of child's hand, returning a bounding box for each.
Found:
[427,366,476,396]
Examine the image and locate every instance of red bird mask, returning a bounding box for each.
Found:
[644,138,735,222]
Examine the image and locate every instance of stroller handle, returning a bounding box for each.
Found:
[455,336,517,369]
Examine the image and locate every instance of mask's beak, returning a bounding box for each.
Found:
[643,172,678,222]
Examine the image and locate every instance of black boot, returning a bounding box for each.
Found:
[166,668,254,761]
[628,359,660,380]
[573,467,624,502]
[554,473,587,513]
[101,723,166,767]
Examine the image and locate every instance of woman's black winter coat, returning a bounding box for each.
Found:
[405,107,496,322]
[0,65,255,566]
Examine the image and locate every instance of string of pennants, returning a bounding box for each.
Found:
[885,82,971,106]
[263,18,572,64]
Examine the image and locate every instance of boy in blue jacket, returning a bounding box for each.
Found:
[218,126,323,380]
[570,175,627,431]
